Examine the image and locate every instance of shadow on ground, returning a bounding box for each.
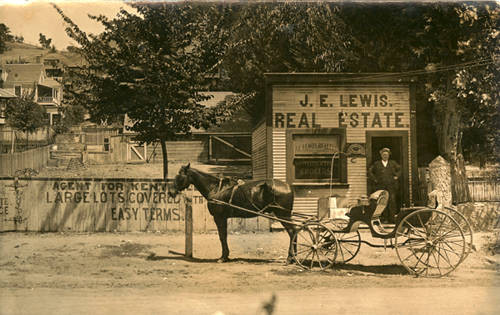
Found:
[146,250,280,265]
[333,263,409,275]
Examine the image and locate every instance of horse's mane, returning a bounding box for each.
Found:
[187,167,238,186]
[187,167,220,181]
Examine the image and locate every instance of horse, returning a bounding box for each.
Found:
[168,163,296,263]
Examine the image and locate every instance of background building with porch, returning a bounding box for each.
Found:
[0,63,63,126]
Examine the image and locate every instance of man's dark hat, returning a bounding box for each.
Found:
[379,147,391,154]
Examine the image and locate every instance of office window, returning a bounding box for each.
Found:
[288,129,347,184]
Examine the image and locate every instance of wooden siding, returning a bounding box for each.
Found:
[252,121,267,180]
[271,84,412,212]
[272,129,287,181]
[292,197,318,218]
[345,158,368,205]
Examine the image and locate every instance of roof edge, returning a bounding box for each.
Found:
[264,72,417,84]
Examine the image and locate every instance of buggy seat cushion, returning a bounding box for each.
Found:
[369,190,389,218]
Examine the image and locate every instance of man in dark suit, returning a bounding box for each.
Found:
[368,148,401,223]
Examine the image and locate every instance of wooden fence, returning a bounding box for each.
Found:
[0,146,50,176]
[467,172,500,202]
[0,177,270,233]
[417,167,500,203]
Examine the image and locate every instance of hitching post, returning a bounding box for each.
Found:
[184,186,193,258]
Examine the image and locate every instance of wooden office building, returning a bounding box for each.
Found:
[252,73,419,216]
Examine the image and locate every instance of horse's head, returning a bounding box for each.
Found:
[168,163,191,198]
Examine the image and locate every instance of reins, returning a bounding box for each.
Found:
[186,168,291,216]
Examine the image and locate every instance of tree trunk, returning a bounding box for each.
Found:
[160,138,168,180]
[450,152,470,204]
[428,156,452,208]
[434,96,471,205]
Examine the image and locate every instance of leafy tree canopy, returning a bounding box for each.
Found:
[52,104,86,135]
[55,3,235,178]
[222,2,356,123]
[39,33,52,49]
[417,3,499,163]
[0,23,14,54]
[5,93,48,135]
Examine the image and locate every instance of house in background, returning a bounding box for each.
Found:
[0,88,17,125]
[119,91,253,166]
[0,63,62,125]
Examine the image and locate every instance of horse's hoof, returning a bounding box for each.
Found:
[286,256,296,265]
[217,257,230,263]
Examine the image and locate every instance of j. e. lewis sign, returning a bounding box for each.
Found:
[273,87,411,130]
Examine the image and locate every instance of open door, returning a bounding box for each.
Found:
[366,131,409,209]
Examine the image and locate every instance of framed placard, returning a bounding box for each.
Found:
[294,158,340,180]
[293,134,339,155]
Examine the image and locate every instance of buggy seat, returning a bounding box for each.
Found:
[369,190,390,235]
[370,190,389,219]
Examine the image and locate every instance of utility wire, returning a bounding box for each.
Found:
[333,56,498,82]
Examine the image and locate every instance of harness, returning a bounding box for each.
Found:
[211,178,288,215]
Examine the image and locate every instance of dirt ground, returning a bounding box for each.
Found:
[0,230,499,314]
[1,162,499,314]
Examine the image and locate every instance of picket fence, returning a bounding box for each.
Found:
[0,146,50,176]
[467,171,500,202]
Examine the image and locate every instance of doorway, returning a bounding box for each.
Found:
[366,131,409,208]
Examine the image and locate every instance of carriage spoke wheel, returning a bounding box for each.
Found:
[292,222,338,270]
[395,209,466,277]
[443,207,474,262]
[325,218,361,264]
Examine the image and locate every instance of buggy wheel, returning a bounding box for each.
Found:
[325,218,361,263]
[443,206,474,261]
[292,222,338,270]
[395,209,466,277]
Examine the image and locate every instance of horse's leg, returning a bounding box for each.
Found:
[282,222,297,264]
[214,215,230,262]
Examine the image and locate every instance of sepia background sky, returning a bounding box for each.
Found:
[0,0,141,50]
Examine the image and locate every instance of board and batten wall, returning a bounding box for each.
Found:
[266,79,415,214]
[0,178,269,233]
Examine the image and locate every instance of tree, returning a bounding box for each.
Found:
[413,3,499,202]
[222,3,356,123]
[52,104,86,134]
[5,93,48,151]
[0,23,14,54]
[54,3,233,179]
[14,35,24,43]
[38,33,52,49]
[341,3,498,202]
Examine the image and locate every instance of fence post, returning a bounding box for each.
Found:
[184,186,193,258]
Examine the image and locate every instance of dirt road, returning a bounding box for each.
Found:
[1,286,498,315]
[1,231,499,315]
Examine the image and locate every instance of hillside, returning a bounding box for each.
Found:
[0,41,84,66]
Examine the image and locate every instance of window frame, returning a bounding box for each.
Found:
[14,85,22,96]
[286,128,348,186]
